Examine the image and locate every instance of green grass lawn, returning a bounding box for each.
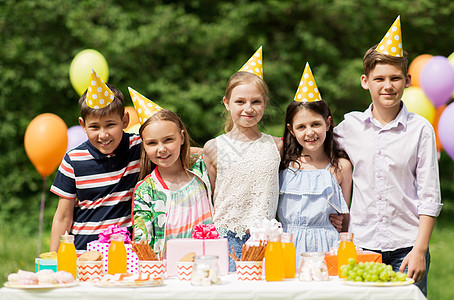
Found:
[1,203,453,299]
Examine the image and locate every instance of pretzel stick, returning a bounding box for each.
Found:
[230,245,239,261]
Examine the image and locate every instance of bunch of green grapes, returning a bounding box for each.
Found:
[340,258,408,282]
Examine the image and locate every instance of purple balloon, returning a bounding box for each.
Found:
[66,125,87,152]
[420,56,454,107]
[438,103,454,160]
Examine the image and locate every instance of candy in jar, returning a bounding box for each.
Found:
[298,252,329,281]
[191,255,221,286]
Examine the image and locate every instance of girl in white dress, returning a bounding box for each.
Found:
[204,71,283,271]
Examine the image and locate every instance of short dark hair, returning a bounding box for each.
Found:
[363,44,408,77]
[79,83,125,121]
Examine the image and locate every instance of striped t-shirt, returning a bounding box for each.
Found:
[51,132,141,252]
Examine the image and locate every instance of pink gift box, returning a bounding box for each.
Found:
[166,238,228,276]
[87,241,139,274]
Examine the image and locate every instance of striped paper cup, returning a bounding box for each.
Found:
[77,260,103,281]
[236,261,263,281]
[139,260,166,278]
[177,261,194,281]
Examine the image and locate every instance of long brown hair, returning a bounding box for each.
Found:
[223,71,269,132]
[138,109,191,180]
[281,101,348,172]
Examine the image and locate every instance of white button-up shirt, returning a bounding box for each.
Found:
[334,103,442,251]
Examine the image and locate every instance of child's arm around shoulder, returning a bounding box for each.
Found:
[203,138,217,196]
[272,136,284,158]
[337,157,352,232]
[50,197,75,252]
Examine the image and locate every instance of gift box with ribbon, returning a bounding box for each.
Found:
[324,250,382,276]
[166,224,228,276]
[86,225,139,274]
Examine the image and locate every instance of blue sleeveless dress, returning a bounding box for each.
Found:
[277,164,349,268]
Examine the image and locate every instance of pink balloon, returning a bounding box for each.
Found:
[66,125,87,152]
[420,56,454,107]
[438,103,454,160]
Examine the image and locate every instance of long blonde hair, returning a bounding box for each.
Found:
[223,72,269,132]
[138,109,191,180]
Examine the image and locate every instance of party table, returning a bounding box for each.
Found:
[0,274,426,300]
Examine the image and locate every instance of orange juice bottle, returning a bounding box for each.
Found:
[337,232,357,278]
[108,234,127,274]
[265,232,284,281]
[281,232,296,278]
[57,234,77,278]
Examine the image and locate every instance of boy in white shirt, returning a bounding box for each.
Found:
[334,17,442,296]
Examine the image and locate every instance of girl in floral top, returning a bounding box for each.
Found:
[133,109,213,254]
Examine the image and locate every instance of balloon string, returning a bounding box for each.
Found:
[37,176,47,257]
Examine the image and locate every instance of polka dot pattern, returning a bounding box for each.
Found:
[375,16,403,57]
[239,46,263,79]
[87,241,139,274]
[86,69,115,109]
[128,87,163,125]
[293,63,322,102]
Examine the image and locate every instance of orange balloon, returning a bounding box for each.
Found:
[125,106,140,131]
[434,105,446,152]
[408,54,433,87]
[24,113,68,177]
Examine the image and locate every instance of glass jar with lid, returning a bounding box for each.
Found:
[298,252,329,281]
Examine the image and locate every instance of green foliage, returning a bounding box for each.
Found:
[0,0,454,235]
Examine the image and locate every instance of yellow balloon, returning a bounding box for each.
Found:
[448,52,454,98]
[69,49,109,96]
[402,87,435,124]
[125,123,140,134]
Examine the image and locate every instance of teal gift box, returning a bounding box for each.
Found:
[35,258,57,272]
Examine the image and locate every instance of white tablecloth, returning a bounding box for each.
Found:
[0,274,426,300]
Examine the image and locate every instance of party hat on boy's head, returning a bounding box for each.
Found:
[375,15,403,57]
[239,46,263,79]
[128,87,163,125]
[293,63,322,102]
[86,69,115,109]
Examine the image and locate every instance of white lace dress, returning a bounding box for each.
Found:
[213,133,281,238]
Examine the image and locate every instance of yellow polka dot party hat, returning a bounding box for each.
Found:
[239,46,263,79]
[293,62,322,102]
[128,87,163,125]
[86,69,115,109]
[375,15,403,57]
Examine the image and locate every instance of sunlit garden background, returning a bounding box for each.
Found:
[1,1,454,299]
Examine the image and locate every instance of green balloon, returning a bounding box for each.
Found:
[69,49,109,96]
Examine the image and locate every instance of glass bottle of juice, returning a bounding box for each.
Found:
[265,232,284,281]
[281,232,296,278]
[57,234,77,279]
[108,233,127,275]
[337,232,357,278]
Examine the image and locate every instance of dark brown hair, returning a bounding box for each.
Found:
[79,83,125,121]
[363,44,408,77]
[281,101,348,172]
[138,109,191,180]
[223,71,269,132]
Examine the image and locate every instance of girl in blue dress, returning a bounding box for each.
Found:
[278,63,352,268]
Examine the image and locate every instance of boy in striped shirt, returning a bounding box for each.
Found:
[50,73,141,253]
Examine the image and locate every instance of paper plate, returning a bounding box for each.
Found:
[342,278,415,287]
[4,282,78,289]
[94,277,164,288]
